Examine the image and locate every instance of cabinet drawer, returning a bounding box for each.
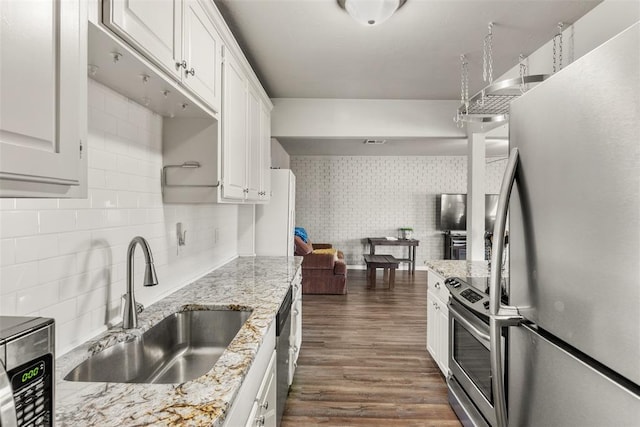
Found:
[428,270,449,302]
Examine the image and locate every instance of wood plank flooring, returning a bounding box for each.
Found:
[282,269,462,427]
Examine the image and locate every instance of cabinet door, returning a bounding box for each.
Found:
[222,51,248,200]
[182,0,222,112]
[426,290,438,357]
[259,103,271,201]
[437,301,449,374]
[104,0,182,79]
[0,0,86,197]
[246,85,261,200]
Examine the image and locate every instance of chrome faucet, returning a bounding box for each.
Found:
[122,236,159,329]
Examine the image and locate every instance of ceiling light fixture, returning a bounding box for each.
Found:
[337,0,407,26]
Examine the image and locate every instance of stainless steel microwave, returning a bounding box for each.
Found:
[0,316,55,427]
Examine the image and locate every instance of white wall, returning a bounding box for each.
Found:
[271,138,290,169]
[0,80,239,355]
[291,156,506,267]
[271,99,462,139]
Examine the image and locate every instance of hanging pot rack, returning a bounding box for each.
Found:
[454,22,563,126]
[456,73,550,124]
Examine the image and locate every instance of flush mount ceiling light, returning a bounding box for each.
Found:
[337,0,407,26]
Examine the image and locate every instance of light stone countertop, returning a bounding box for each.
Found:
[425,260,491,279]
[55,256,302,427]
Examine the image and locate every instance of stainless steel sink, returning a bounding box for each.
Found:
[64,309,252,384]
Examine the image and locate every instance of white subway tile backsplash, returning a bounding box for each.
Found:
[106,209,129,228]
[88,168,107,189]
[117,191,139,208]
[16,281,59,313]
[39,210,77,234]
[88,147,117,170]
[0,81,239,356]
[58,231,92,255]
[15,234,59,263]
[0,211,39,238]
[0,262,38,293]
[40,298,77,324]
[0,239,15,266]
[0,199,16,210]
[91,189,118,209]
[0,292,16,315]
[104,89,129,120]
[76,209,107,231]
[117,119,139,142]
[88,107,117,135]
[15,199,58,210]
[38,255,77,283]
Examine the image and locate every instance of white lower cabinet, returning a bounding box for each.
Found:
[246,350,277,427]
[427,270,449,375]
[224,322,276,427]
[289,277,303,385]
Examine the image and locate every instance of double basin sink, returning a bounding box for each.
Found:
[65,309,252,384]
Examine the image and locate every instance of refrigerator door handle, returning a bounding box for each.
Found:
[489,147,524,427]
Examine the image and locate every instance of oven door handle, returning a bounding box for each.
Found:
[0,360,18,427]
[449,302,490,347]
[489,147,524,427]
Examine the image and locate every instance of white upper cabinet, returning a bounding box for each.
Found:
[246,85,261,200]
[222,51,249,200]
[103,0,222,113]
[103,0,182,79]
[0,0,87,198]
[259,104,272,202]
[182,0,223,112]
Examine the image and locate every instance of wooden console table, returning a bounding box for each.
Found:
[367,237,419,274]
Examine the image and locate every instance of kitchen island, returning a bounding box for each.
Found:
[55,256,302,426]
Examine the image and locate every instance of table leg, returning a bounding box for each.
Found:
[371,267,376,289]
[383,268,389,284]
[411,246,415,274]
[370,243,375,255]
[389,268,396,289]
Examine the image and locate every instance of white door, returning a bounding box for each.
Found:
[0,0,85,194]
[246,85,261,200]
[104,0,182,79]
[222,51,248,200]
[182,0,222,112]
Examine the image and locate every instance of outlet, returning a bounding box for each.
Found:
[214,228,219,244]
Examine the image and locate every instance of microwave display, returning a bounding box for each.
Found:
[11,358,47,392]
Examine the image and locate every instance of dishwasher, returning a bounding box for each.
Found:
[275,286,292,426]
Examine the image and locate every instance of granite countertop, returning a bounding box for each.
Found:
[55,256,302,427]
[426,260,491,279]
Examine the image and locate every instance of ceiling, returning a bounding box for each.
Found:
[215,0,602,154]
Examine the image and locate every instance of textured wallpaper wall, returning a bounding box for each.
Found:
[291,156,507,267]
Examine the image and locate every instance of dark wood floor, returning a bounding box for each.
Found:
[282,269,461,427]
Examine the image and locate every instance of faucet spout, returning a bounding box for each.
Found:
[123,236,158,329]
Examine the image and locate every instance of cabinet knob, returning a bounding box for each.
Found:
[256,415,265,426]
[293,309,299,315]
[177,60,187,69]
[435,282,441,289]
[186,67,196,76]
[260,401,269,410]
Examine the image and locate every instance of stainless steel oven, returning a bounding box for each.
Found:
[445,277,505,427]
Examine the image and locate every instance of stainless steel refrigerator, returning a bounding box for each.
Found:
[489,23,640,427]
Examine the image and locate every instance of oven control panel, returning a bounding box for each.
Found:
[445,277,490,318]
